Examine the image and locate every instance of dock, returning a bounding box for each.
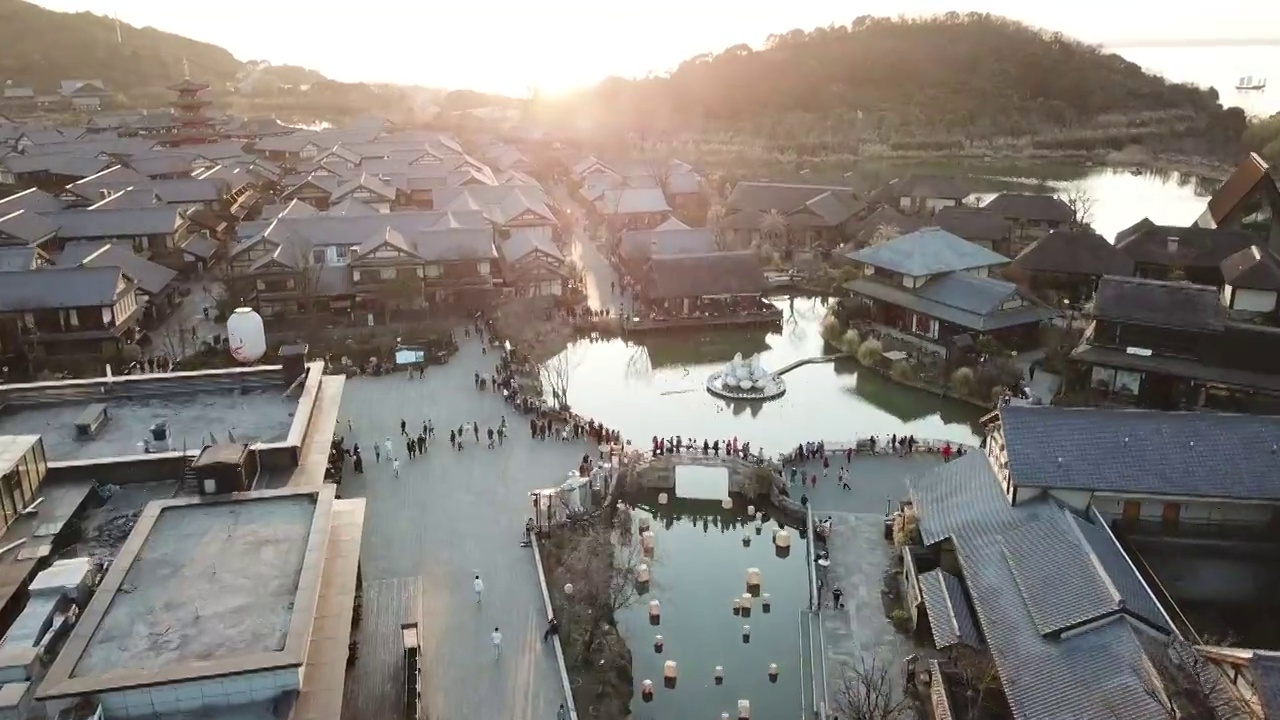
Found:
[773,354,847,376]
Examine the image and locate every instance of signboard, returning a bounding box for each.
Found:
[394,348,425,365]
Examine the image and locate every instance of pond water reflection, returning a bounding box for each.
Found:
[622,498,808,720]
[554,297,982,452]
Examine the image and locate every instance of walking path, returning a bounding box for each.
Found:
[773,354,845,377]
[337,336,587,720]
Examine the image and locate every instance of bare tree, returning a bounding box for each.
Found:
[158,322,193,362]
[834,656,915,720]
[557,514,643,665]
[541,347,580,409]
[1059,183,1096,228]
[950,647,1004,719]
[1134,638,1249,720]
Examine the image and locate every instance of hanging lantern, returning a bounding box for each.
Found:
[226,307,266,363]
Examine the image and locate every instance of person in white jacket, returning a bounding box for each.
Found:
[473,574,484,603]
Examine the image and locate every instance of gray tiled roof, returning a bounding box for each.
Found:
[1002,513,1126,636]
[983,193,1074,223]
[1092,276,1222,332]
[847,228,1010,276]
[42,207,184,239]
[57,241,177,295]
[619,228,717,261]
[843,276,1056,332]
[0,266,126,311]
[1072,510,1170,632]
[1220,245,1280,291]
[909,454,1173,719]
[0,246,40,271]
[915,272,1018,316]
[0,189,65,214]
[918,569,982,649]
[0,210,60,243]
[998,405,1280,501]
[499,227,562,263]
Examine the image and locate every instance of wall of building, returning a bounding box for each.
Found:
[93,667,300,718]
[1092,494,1277,527]
[1226,286,1278,313]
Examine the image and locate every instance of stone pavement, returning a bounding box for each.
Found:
[147,277,225,360]
[786,452,942,517]
[336,335,587,720]
[820,513,913,694]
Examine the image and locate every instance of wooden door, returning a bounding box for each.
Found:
[1162,503,1181,532]
[1121,500,1141,528]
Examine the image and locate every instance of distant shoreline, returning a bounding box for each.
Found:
[1103,39,1280,49]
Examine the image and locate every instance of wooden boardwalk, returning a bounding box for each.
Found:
[336,335,584,720]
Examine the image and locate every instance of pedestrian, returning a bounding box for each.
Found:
[419,365,425,379]
[832,585,844,609]
[406,437,415,459]
[487,427,495,449]
[353,451,363,474]
[449,429,457,449]
[427,420,435,439]
[474,371,480,388]
[392,457,401,477]
[474,574,484,603]
[373,443,381,463]
[417,433,427,455]
[557,703,568,720]
[543,616,559,643]
[347,419,353,434]
[384,436,393,458]
[810,473,817,488]
[942,443,953,463]
[822,455,830,477]
[473,422,480,442]
[491,626,502,658]
[422,421,429,438]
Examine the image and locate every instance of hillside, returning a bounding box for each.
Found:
[0,0,324,97]
[560,14,1230,150]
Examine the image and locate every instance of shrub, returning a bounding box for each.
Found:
[856,339,883,366]
[892,508,920,547]
[838,329,861,355]
[890,608,912,633]
[890,360,915,383]
[950,366,977,396]
[820,313,842,343]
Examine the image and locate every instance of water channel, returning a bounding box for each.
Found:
[620,501,809,720]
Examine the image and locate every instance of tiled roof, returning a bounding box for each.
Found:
[0,266,126,311]
[934,206,1009,243]
[645,251,766,300]
[1012,230,1135,277]
[42,206,183,239]
[918,569,982,649]
[1092,276,1222,332]
[725,181,855,214]
[998,405,1280,501]
[0,189,65,214]
[619,228,717,262]
[499,227,563,263]
[843,276,1056,332]
[1115,224,1256,270]
[595,187,670,216]
[909,454,1173,720]
[1220,245,1280,291]
[983,193,1074,223]
[1200,152,1274,229]
[914,273,1019,316]
[847,228,1010,276]
[1250,652,1280,719]
[58,241,177,295]
[883,174,969,200]
[0,246,41,271]
[0,209,60,243]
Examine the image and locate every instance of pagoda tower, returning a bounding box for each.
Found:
[167,71,214,146]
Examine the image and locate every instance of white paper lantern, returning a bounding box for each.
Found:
[747,505,755,517]
[649,599,661,617]
[740,593,752,609]
[774,529,791,548]
[658,492,668,505]
[738,699,750,718]
[715,665,724,681]
[721,497,733,510]
[641,530,655,549]
[746,568,761,587]
[563,583,574,595]
[663,660,678,679]
[226,307,266,363]
[638,516,651,531]
[739,379,752,390]
[636,564,650,583]
[768,663,779,678]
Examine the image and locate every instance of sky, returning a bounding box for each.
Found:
[27,1,1280,96]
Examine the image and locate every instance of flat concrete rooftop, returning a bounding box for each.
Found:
[0,392,296,463]
[39,487,334,698]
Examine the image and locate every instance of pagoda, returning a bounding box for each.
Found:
[167,69,215,146]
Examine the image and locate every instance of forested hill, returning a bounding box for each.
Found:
[577,14,1225,141]
[0,0,325,97]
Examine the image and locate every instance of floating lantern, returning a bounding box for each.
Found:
[747,504,756,517]
[641,530,655,549]
[742,531,751,546]
[738,699,750,719]
[756,511,764,523]
[774,529,791,548]
[732,598,741,615]
[742,625,751,643]
[722,714,730,720]
[746,568,762,588]
[768,663,779,682]
[714,666,724,684]
[638,516,651,531]
[664,660,678,688]
[755,519,763,535]
[226,307,266,364]
[762,594,772,613]
[721,497,733,510]
[649,599,661,624]
[563,583,574,596]
[658,492,668,505]
[654,635,664,652]
[636,563,650,584]
[641,679,654,701]
[740,593,753,610]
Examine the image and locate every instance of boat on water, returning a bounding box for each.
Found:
[1237,75,1267,91]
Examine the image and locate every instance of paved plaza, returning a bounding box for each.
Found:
[788,451,942,517]
[336,336,587,720]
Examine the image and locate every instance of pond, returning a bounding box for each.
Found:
[553,296,983,453]
[621,498,810,720]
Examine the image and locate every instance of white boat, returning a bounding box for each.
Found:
[1237,75,1267,91]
